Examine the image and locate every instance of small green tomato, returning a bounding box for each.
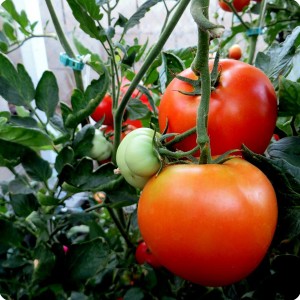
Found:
[116,128,161,189]
[89,129,113,161]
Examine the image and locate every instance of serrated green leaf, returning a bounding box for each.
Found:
[72,124,95,158]
[65,238,110,284]
[278,77,300,116]
[255,26,300,85]
[160,52,185,93]
[126,98,149,120]
[64,71,109,129]
[22,151,52,182]
[123,0,161,36]
[59,159,119,192]
[9,193,39,217]
[35,71,59,120]
[55,146,74,174]
[0,139,28,167]
[0,123,52,150]
[0,53,35,106]
[67,0,104,40]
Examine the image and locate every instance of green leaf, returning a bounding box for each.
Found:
[0,53,35,106]
[55,146,74,174]
[278,77,300,116]
[22,151,52,182]
[8,178,33,195]
[126,98,149,120]
[9,193,39,217]
[64,71,109,129]
[65,238,110,285]
[123,0,161,35]
[255,26,300,86]
[160,52,185,93]
[0,219,23,247]
[3,22,17,42]
[0,139,28,167]
[67,0,104,40]
[124,287,145,300]
[267,136,300,168]
[105,177,139,208]
[72,124,95,158]
[2,0,30,30]
[35,71,59,121]
[59,159,119,192]
[114,13,128,28]
[10,115,38,128]
[0,123,52,150]
[37,192,59,206]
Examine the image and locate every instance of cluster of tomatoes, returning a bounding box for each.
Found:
[90,54,278,286]
[116,58,278,287]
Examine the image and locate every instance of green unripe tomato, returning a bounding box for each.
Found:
[116,128,161,189]
[89,129,113,161]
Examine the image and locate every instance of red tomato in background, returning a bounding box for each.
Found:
[137,158,278,286]
[158,59,277,156]
[135,241,161,268]
[91,78,151,128]
[219,0,250,12]
[228,44,242,60]
[90,94,114,125]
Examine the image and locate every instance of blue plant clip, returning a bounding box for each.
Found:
[59,53,85,71]
[246,27,263,37]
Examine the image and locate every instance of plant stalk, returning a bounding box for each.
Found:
[112,0,192,163]
[45,0,84,91]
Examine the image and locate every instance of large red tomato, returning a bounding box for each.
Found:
[137,158,278,286]
[158,59,277,156]
[219,0,250,12]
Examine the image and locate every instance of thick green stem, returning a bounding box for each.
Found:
[112,0,192,163]
[247,0,267,65]
[45,0,84,91]
[190,0,218,164]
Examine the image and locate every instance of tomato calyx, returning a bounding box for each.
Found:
[175,52,221,96]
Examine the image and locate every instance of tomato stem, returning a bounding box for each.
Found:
[45,0,84,92]
[112,0,192,163]
[190,0,223,164]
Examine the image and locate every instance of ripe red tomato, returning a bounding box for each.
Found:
[228,44,242,60]
[219,0,250,12]
[137,158,278,286]
[90,94,113,125]
[158,59,277,156]
[135,241,161,268]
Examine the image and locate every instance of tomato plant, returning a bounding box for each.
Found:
[159,59,278,156]
[138,158,278,286]
[228,44,242,60]
[135,241,161,268]
[116,127,161,189]
[218,0,250,12]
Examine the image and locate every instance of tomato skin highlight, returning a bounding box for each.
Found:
[158,59,277,156]
[219,0,250,12]
[137,158,278,286]
[90,94,114,125]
